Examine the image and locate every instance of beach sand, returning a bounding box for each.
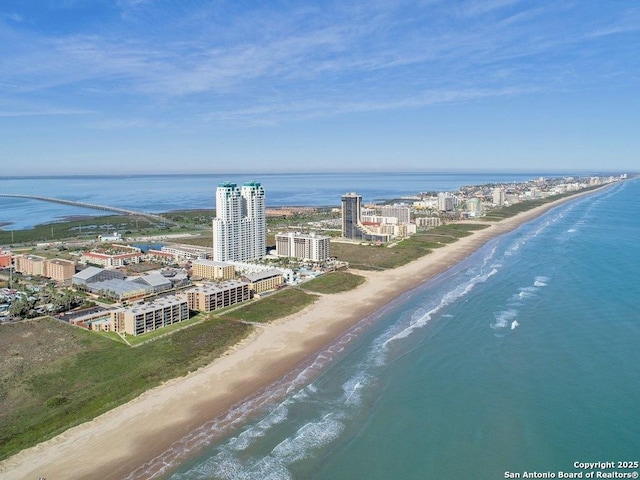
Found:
[0,189,603,480]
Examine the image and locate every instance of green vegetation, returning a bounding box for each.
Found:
[482,187,600,221]
[0,214,168,245]
[330,223,490,270]
[0,316,250,461]
[124,313,207,346]
[483,198,551,221]
[301,270,365,294]
[222,288,318,323]
[161,209,215,226]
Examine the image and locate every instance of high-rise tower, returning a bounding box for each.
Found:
[341,192,363,239]
[212,182,266,262]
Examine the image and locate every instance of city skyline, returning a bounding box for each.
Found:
[1,1,639,175]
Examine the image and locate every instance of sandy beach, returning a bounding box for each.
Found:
[0,188,605,480]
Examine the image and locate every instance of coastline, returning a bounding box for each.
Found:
[0,187,608,480]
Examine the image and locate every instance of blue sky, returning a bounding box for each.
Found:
[1,0,638,175]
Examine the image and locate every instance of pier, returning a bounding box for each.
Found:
[0,194,177,225]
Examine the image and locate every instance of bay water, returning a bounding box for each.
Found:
[2,172,568,230]
[152,178,640,479]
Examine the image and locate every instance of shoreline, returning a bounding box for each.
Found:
[0,187,609,480]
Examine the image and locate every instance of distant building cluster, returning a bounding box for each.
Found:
[341,193,417,242]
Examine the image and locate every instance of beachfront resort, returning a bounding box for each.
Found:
[0,174,625,330]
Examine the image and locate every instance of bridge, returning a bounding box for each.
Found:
[0,194,178,226]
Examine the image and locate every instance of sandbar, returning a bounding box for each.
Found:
[0,187,606,480]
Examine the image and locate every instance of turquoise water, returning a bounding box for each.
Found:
[134,180,639,480]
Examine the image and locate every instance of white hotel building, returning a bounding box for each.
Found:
[212,182,266,262]
[275,232,330,262]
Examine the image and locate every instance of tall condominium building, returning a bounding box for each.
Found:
[437,192,456,212]
[341,192,391,243]
[492,187,506,206]
[341,192,363,240]
[212,182,266,262]
[466,198,484,216]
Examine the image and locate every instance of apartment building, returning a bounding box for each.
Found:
[191,259,235,280]
[186,281,251,312]
[160,244,211,261]
[45,259,76,284]
[242,270,284,293]
[380,205,411,224]
[275,232,330,262]
[0,249,12,268]
[81,250,142,268]
[109,295,189,336]
[14,254,46,276]
[416,217,442,228]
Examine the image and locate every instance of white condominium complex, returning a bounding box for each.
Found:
[380,205,411,224]
[275,232,330,262]
[212,181,266,262]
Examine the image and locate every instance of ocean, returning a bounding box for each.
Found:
[129,178,638,480]
[2,171,571,231]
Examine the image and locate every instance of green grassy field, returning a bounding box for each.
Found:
[330,223,490,270]
[222,288,318,323]
[300,270,365,294]
[0,316,250,461]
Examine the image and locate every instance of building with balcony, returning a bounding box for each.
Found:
[0,249,12,268]
[341,192,391,243]
[191,259,235,281]
[242,269,284,294]
[45,259,76,285]
[185,281,251,312]
[14,254,46,276]
[275,232,330,262]
[109,295,189,336]
[212,181,266,262]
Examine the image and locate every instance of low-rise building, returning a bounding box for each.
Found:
[45,259,76,285]
[110,295,189,336]
[0,249,12,268]
[85,278,152,302]
[13,255,76,284]
[416,217,442,228]
[146,249,176,264]
[129,272,174,294]
[161,244,211,261]
[242,269,284,294]
[73,266,125,287]
[14,254,46,276]
[81,250,142,268]
[191,259,235,280]
[186,281,251,312]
